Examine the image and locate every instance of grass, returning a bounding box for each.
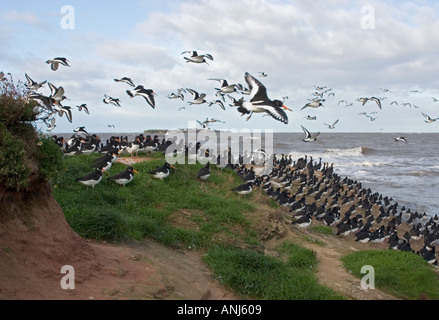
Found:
[342,250,439,300]
[53,152,256,247]
[52,152,439,300]
[203,244,344,300]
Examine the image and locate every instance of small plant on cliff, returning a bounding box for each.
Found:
[0,74,64,190]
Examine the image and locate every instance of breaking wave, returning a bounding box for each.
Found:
[324,146,376,157]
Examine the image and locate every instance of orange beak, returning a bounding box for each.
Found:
[170,165,176,169]
[282,105,292,112]
[133,169,139,173]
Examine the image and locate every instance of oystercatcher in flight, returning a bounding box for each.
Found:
[181,51,213,64]
[46,57,70,71]
[126,85,157,109]
[238,72,291,124]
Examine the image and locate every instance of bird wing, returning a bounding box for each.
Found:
[301,125,311,138]
[333,119,339,126]
[142,91,156,109]
[244,72,268,103]
[263,103,288,124]
[186,88,200,99]
[370,97,382,109]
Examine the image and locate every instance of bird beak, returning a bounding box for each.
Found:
[170,165,176,169]
[152,92,157,96]
[133,169,139,173]
[282,105,292,111]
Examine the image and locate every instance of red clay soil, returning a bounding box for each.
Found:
[0,183,237,300]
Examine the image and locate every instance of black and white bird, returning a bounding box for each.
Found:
[237,72,291,124]
[103,94,122,107]
[76,167,104,188]
[357,97,381,109]
[208,78,238,94]
[186,88,207,105]
[149,162,176,179]
[301,125,320,142]
[323,119,339,129]
[108,166,138,186]
[114,77,135,87]
[57,106,73,123]
[48,82,69,106]
[44,117,56,131]
[305,115,317,120]
[46,57,70,71]
[301,99,324,111]
[197,162,211,180]
[126,85,157,109]
[291,212,313,228]
[25,73,47,91]
[422,112,438,123]
[208,99,226,110]
[76,103,90,115]
[232,182,253,195]
[168,88,186,100]
[181,51,213,64]
[394,137,408,144]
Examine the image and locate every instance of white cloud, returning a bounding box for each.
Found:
[2,10,50,30]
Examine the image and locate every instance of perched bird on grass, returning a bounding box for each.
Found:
[197,162,211,180]
[149,162,176,179]
[108,166,138,186]
[76,167,105,188]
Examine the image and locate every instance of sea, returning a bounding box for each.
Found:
[57,131,439,217]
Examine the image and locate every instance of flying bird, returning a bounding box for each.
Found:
[186,88,208,105]
[126,85,157,109]
[43,117,56,131]
[46,57,70,71]
[208,99,226,110]
[25,73,46,91]
[305,115,317,120]
[301,99,324,111]
[301,125,320,142]
[422,112,439,123]
[103,94,122,107]
[237,72,291,124]
[258,72,268,77]
[394,137,408,144]
[324,119,339,129]
[76,103,90,114]
[168,88,186,100]
[181,51,213,64]
[208,78,239,94]
[114,77,135,87]
[58,106,73,123]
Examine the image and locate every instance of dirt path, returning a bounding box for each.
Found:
[261,215,399,300]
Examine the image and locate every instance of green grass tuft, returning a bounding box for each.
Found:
[203,245,343,300]
[342,249,439,299]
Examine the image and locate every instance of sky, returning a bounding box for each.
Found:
[1,0,439,134]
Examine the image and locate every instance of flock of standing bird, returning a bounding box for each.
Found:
[50,121,439,268]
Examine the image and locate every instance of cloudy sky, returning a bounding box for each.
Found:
[1,0,439,134]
